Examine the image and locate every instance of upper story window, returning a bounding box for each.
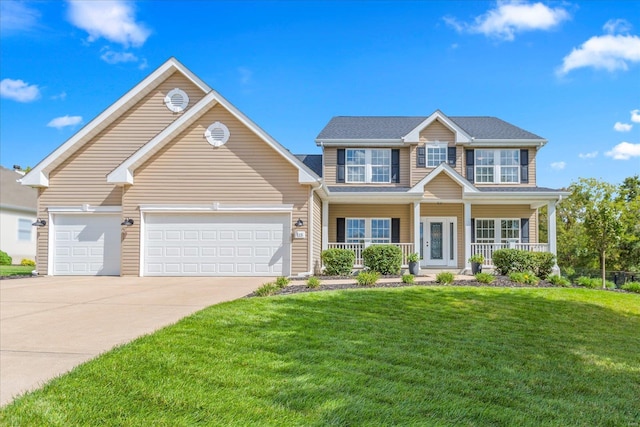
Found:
[475,149,519,183]
[426,143,447,167]
[346,149,391,183]
[18,218,32,241]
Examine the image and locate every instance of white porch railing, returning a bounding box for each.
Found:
[470,243,549,267]
[327,242,414,267]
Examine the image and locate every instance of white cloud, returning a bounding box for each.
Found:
[445,1,570,41]
[605,142,640,160]
[603,19,632,35]
[47,115,83,129]
[0,78,40,102]
[550,161,566,170]
[51,91,67,101]
[138,58,148,70]
[558,34,640,75]
[0,0,40,33]
[631,109,640,123]
[67,0,150,48]
[614,122,632,132]
[578,151,598,159]
[100,49,139,64]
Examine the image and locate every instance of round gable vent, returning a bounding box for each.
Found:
[205,122,230,147]
[164,88,189,113]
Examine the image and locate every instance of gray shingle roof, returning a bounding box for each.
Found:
[316,116,544,141]
[0,167,37,211]
[295,154,323,177]
[328,186,412,193]
[477,186,563,192]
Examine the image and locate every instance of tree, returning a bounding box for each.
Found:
[617,176,640,272]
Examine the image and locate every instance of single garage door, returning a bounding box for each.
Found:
[144,213,291,276]
[53,214,121,275]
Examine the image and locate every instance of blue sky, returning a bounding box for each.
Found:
[1,0,639,189]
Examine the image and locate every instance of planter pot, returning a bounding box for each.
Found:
[409,261,420,276]
[471,262,482,275]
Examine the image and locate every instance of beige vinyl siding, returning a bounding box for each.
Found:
[35,189,48,275]
[328,204,411,243]
[312,192,322,274]
[423,173,462,200]
[122,104,310,276]
[419,119,455,143]
[465,147,537,187]
[323,147,410,186]
[471,204,538,243]
[37,71,205,274]
[420,203,465,269]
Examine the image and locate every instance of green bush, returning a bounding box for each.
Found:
[492,249,555,279]
[475,272,495,284]
[306,276,321,289]
[547,274,571,287]
[254,282,279,297]
[275,276,290,289]
[621,282,640,294]
[362,244,402,275]
[0,250,12,266]
[576,276,600,289]
[436,272,455,285]
[402,274,415,284]
[356,270,380,286]
[509,271,539,285]
[20,258,36,267]
[321,249,355,276]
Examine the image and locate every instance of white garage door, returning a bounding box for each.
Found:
[53,214,121,275]
[144,213,290,276]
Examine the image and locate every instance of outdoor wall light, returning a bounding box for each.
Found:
[32,218,46,227]
[121,218,134,227]
[295,218,304,227]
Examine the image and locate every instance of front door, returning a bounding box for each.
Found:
[422,217,457,267]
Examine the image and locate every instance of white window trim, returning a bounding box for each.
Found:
[345,148,391,184]
[346,217,391,243]
[17,218,32,241]
[426,142,448,167]
[475,218,520,244]
[475,149,520,184]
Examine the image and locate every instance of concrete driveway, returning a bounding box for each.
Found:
[0,276,265,406]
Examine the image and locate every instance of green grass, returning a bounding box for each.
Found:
[0,265,33,277]
[2,287,639,426]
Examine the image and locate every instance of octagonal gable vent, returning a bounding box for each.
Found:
[205,122,230,147]
[164,88,189,113]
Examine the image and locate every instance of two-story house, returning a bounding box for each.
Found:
[21,58,565,277]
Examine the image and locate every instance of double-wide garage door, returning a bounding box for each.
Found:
[144,213,290,276]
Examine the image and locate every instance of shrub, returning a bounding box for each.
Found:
[547,274,571,287]
[254,282,279,297]
[492,249,555,279]
[468,254,485,264]
[475,272,495,284]
[362,245,402,275]
[402,274,415,284]
[436,272,455,285]
[20,258,36,267]
[306,276,321,289]
[530,252,555,279]
[0,250,12,266]
[576,276,600,289]
[275,276,290,289]
[407,253,420,263]
[622,282,640,294]
[509,271,539,285]
[321,249,355,276]
[356,270,380,286]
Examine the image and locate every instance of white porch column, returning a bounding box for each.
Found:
[464,202,472,272]
[548,200,560,274]
[322,200,329,251]
[413,201,420,255]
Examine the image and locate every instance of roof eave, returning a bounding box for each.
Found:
[316,138,404,147]
[462,139,547,147]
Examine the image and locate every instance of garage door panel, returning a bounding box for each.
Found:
[144,213,290,276]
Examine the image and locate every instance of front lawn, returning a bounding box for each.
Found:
[2,287,639,426]
[0,265,34,277]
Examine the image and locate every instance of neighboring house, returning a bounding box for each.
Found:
[21,58,566,277]
[1,166,37,263]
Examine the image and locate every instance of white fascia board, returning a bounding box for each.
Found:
[464,139,547,147]
[408,163,478,194]
[463,192,568,201]
[139,203,294,213]
[47,205,122,213]
[403,111,472,144]
[108,93,218,185]
[21,58,209,189]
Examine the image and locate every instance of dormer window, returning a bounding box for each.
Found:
[426,143,448,167]
[346,149,391,183]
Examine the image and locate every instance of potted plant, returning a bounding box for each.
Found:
[407,252,421,275]
[469,254,484,275]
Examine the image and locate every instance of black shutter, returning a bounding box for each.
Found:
[391,218,400,243]
[337,218,345,243]
[417,146,426,168]
[520,149,529,184]
[337,149,345,183]
[448,146,456,167]
[391,149,400,183]
[521,218,530,243]
[466,150,474,183]
[471,218,475,243]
